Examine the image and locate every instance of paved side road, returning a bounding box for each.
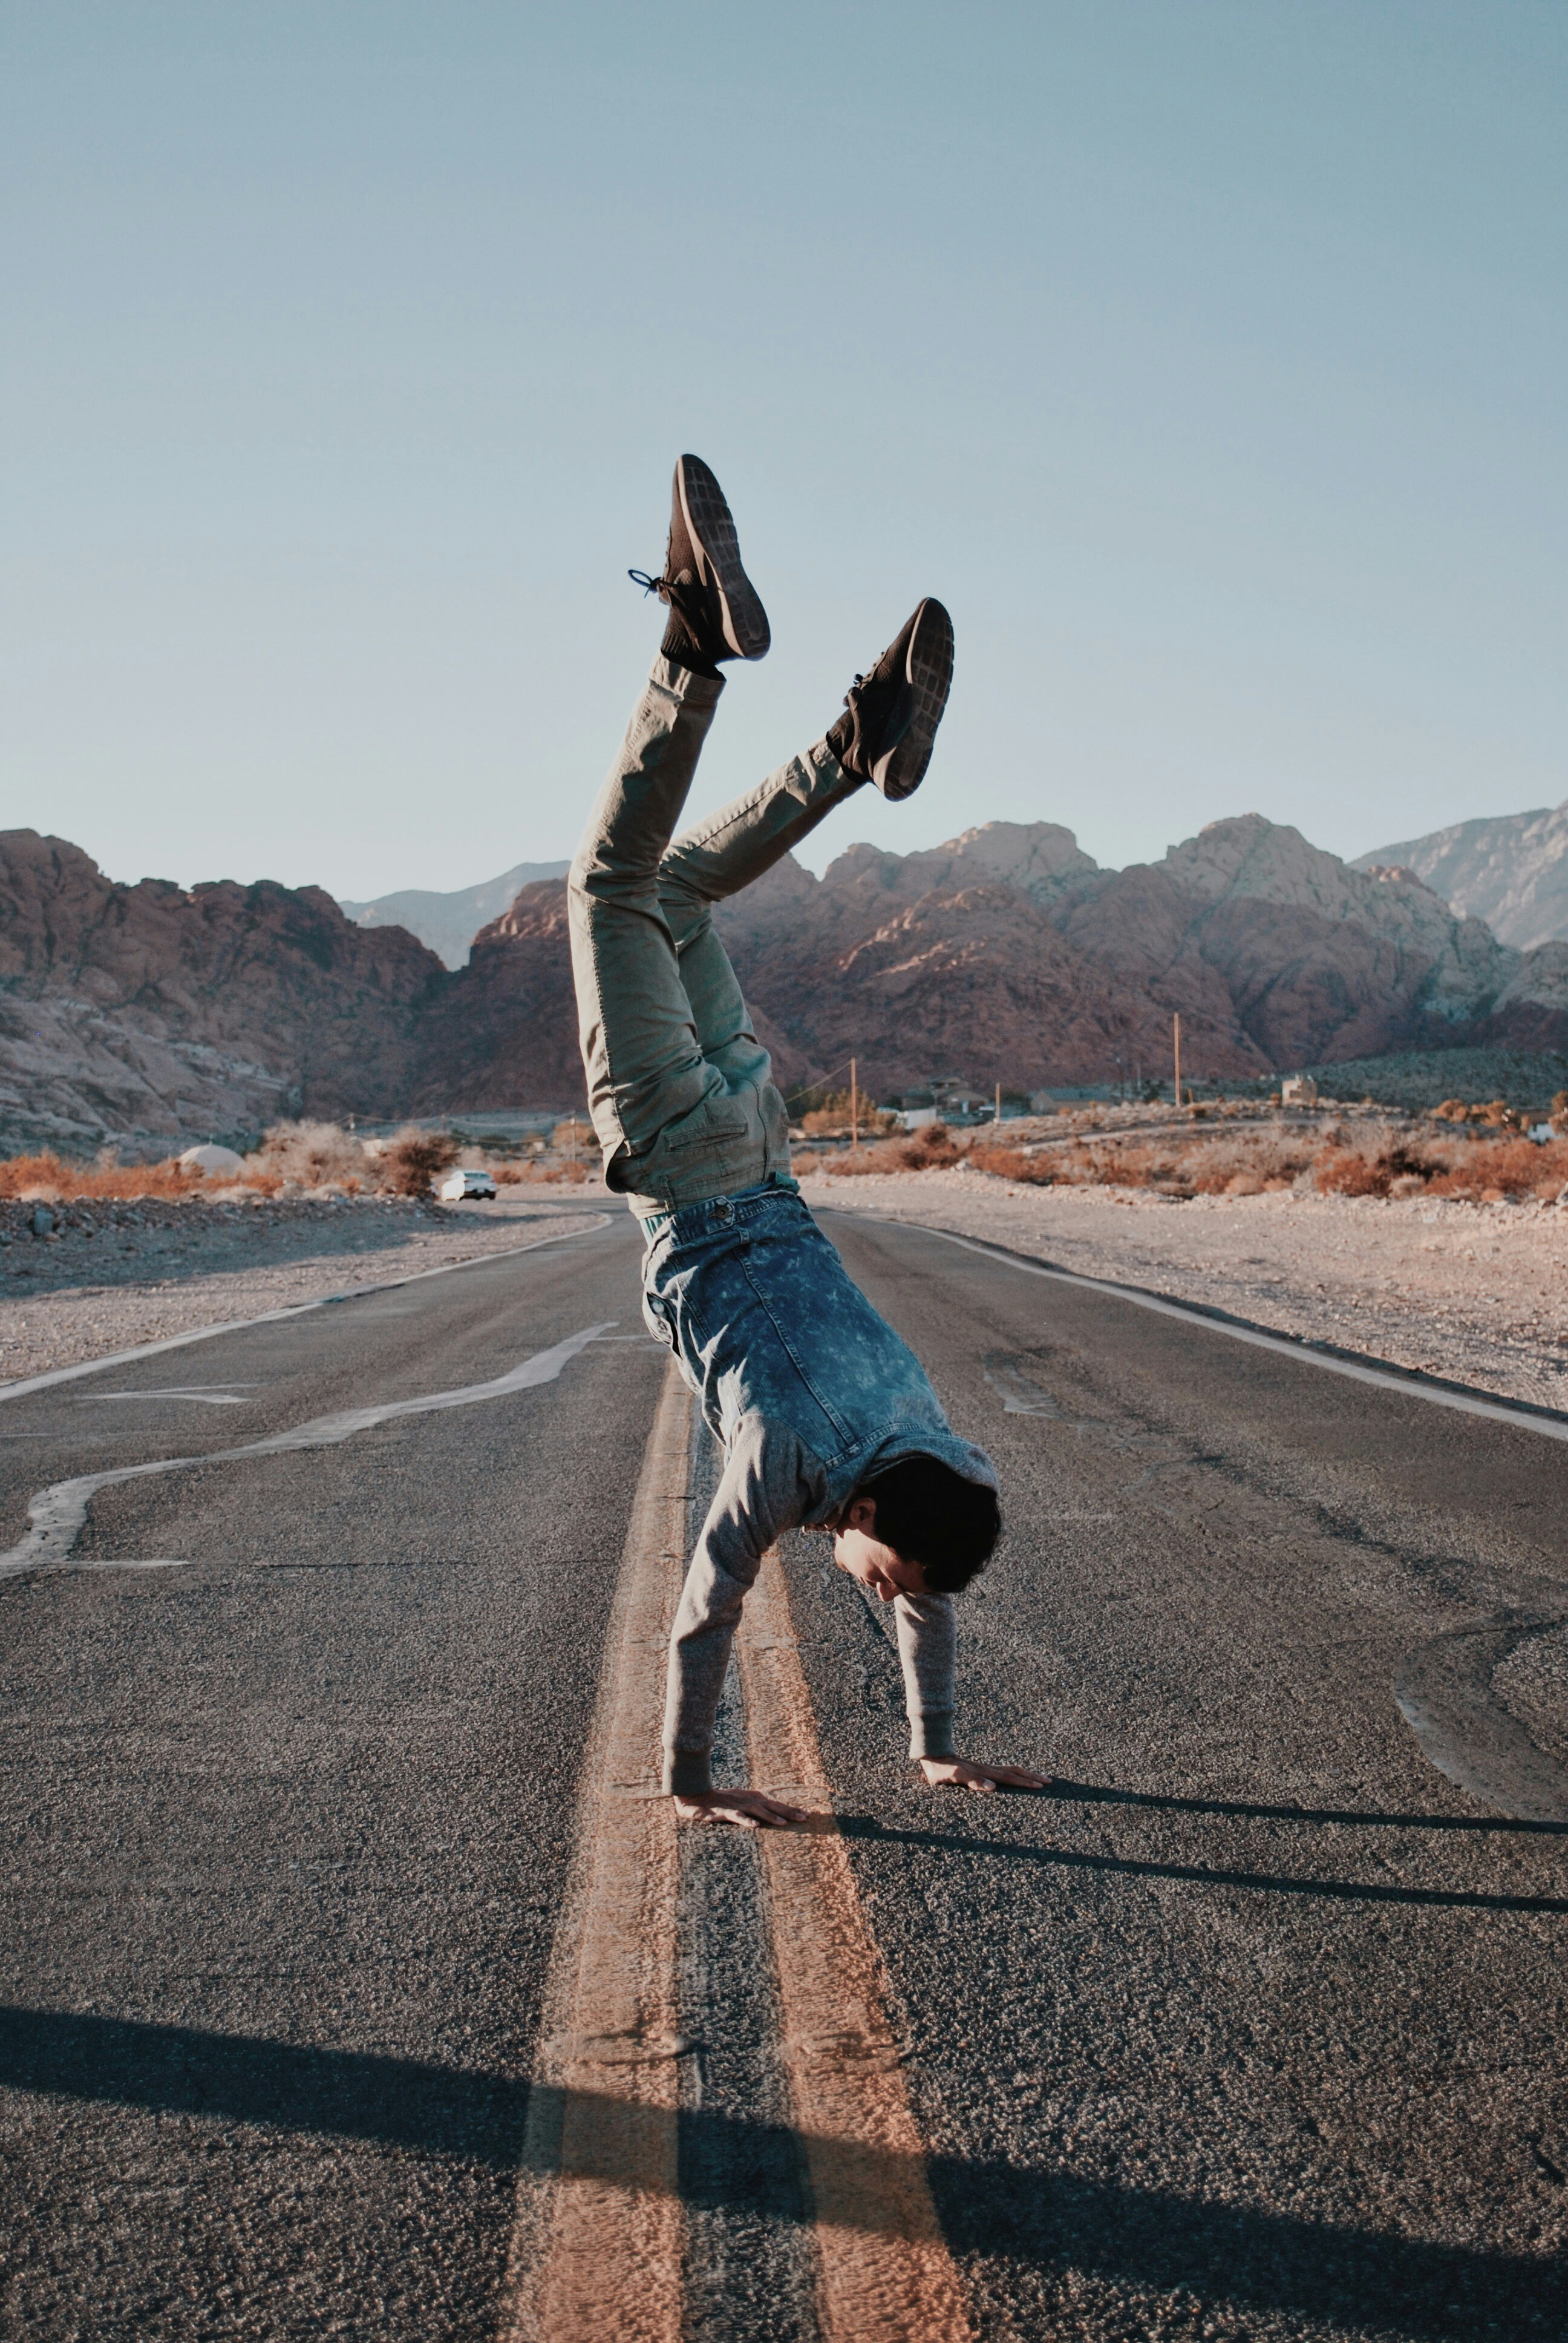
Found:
[1,1202,1565,2339]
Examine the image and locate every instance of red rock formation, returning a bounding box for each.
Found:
[10,812,1568,1152]
[0,831,443,1152]
[412,881,581,1112]
[700,814,1568,1090]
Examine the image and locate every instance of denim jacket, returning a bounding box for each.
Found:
[641,1183,999,1795]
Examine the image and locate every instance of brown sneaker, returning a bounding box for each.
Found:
[828,598,954,799]
[629,454,771,670]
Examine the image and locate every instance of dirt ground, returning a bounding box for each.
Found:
[797,1164,1568,1413]
[0,1190,608,1386]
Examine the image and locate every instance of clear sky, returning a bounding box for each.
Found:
[3,1,1563,902]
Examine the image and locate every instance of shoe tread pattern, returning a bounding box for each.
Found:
[678,455,771,660]
[883,598,953,799]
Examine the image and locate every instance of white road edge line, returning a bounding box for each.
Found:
[0,1320,618,1579]
[854,1215,1568,1447]
[0,1213,613,1407]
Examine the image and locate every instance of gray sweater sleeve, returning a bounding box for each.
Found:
[661,1421,817,1796]
[892,1591,958,1761]
[660,1418,959,1794]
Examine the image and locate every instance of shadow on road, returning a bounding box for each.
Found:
[1043,1776,1568,1833]
[1,2003,1560,2338]
[834,1812,1568,1912]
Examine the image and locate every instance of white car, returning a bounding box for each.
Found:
[437,1168,497,1201]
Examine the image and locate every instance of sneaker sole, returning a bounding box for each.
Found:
[878,598,953,799]
[676,454,771,661]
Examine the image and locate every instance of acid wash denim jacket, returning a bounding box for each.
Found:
[639,1182,999,1797]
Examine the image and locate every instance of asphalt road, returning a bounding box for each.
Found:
[2,1202,1566,2339]
[798,1210,1568,2343]
[0,1212,663,2338]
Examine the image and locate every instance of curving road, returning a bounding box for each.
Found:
[0,1202,1564,2339]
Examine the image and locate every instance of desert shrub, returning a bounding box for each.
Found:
[1316,1149,1395,1198]
[1425,1136,1568,1202]
[801,1090,853,1134]
[1191,1149,1280,1194]
[812,1102,1568,1207]
[379,1127,460,1196]
[1429,1098,1524,1129]
[1314,1136,1435,1199]
[1307,1132,1568,1202]
[248,1119,367,1189]
[0,1151,206,1202]
[967,1144,1055,1185]
[551,1118,594,1156]
[802,1092,898,1138]
[889,1123,961,1171]
[823,1123,961,1176]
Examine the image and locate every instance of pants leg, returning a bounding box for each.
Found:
[568,656,727,1192]
[570,657,860,1210]
[657,737,861,1081]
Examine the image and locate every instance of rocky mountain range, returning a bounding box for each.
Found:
[7,814,1568,1154]
[339,859,570,969]
[1354,802,1568,951]
[0,831,443,1155]
[420,815,1568,1113]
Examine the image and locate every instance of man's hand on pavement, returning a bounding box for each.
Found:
[918,1757,1053,1794]
[673,1787,813,1829]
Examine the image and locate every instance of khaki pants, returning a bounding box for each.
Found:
[569,656,859,1216]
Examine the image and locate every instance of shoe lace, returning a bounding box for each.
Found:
[629,566,708,623]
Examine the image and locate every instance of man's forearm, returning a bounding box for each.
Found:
[661,1549,754,1795]
[893,1590,958,1762]
[907,1708,956,1761]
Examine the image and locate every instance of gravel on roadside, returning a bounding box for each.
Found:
[799,1165,1568,1413]
[0,1188,612,1386]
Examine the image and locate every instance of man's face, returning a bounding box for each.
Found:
[831,1498,930,1602]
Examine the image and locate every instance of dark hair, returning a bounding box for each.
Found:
[857,1455,1000,1593]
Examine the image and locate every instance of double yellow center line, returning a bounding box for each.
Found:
[500,1358,971,2341]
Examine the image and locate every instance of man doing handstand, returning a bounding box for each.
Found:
[569,455,1046,1826]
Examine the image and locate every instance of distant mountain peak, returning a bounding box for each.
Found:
[1354,804,1568,950]
[338,860,570,967]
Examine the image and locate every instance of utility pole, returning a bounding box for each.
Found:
[995,1081,1002,1128]
[1172,1015,1183,1109]
[850,1058,858,1150]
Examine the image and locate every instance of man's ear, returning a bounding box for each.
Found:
[846,1494,877,1536]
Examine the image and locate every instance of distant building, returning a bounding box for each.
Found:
[897,1107,939,1131]
[1281,1076,1319,1106]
